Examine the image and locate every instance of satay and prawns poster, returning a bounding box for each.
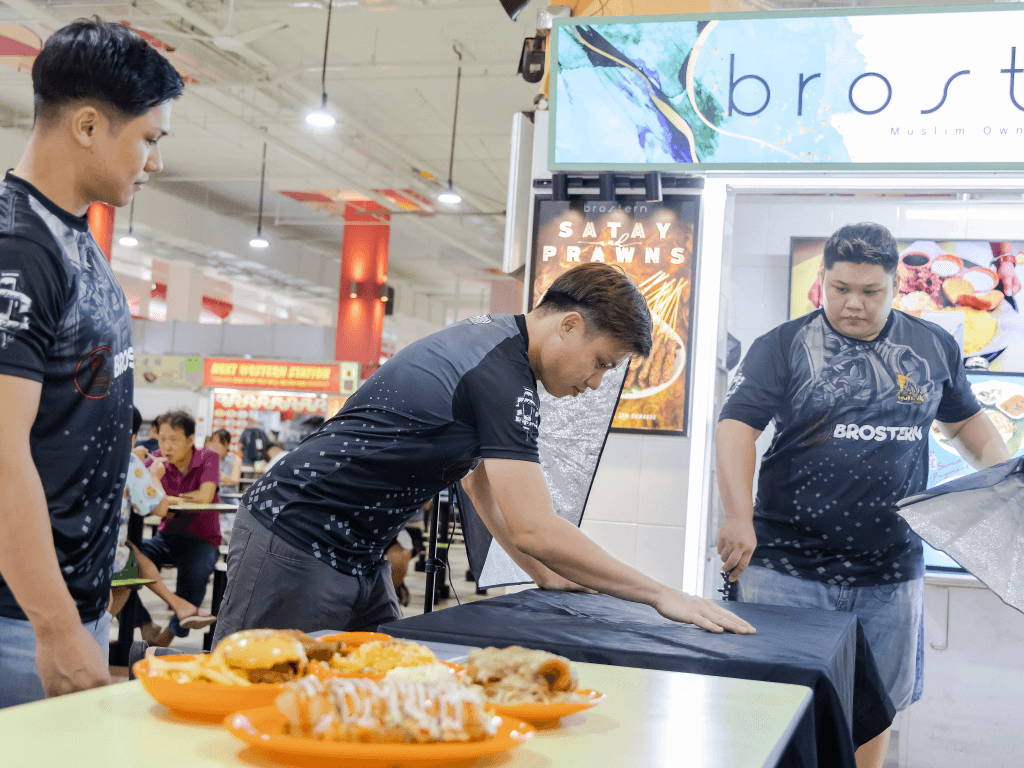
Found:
[529,196,698,435]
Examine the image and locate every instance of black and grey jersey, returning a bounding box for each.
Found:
[244,314,540,574]
[0,173,134,623]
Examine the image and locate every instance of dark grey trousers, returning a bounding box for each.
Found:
[210,505,402,648]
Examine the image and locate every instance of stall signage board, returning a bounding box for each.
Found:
[203,357,342,393]
[551,5,1024,171]
[135,353,202,389]
[529,195,697,434]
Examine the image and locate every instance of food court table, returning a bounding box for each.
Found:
[0,661,811,768]
[381,590,895,768]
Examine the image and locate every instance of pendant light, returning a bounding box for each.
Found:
[119,196,138,246]
[249,142,269,248]
[437,45,463,205]
[305,0,336,129]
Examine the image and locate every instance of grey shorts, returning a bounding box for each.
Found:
[210,505,402,648]
[737,565,924,711]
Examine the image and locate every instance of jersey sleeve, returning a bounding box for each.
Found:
[718,329,790,431]
[935,337,981,424]
[456,358,540,462]
[126,454,165,515]
[0,237,68,382]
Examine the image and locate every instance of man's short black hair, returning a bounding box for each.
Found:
[131,406,142,436]
[211,429,232,446]
[823,223,900,275]
[32,18,185,125]
[156,410,195,438]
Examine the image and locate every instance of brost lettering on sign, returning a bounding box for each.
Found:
[833,424,924,441]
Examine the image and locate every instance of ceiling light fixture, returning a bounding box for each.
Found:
[438,44,463,205]
[250,142,270,248]
[119,196,138,246]
[305,0,337,129]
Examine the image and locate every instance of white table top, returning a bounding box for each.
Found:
[0,662,810,768]
[168,502,240,512]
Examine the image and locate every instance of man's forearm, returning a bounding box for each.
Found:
[514,516,665,606]
[0,452,80,637]
[945,412,1012,470]
[716,420,759,521]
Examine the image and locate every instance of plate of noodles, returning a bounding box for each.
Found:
[134,629,349,719]
[224,676,535,768]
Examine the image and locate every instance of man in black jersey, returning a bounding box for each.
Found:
[0,20,182,706]
[213,263,755,646]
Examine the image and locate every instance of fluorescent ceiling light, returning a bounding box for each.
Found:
[119,235,139,247]
[305,109,336,128]
[437,188,461,204]
[249,237,269,248]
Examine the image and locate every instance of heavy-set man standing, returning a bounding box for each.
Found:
[717,222,1009,768]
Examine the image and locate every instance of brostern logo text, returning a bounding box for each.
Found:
[834,424,923,441]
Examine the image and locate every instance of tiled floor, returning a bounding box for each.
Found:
[109,530,496,671]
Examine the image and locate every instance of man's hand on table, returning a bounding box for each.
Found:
[655,589,756,634]
[35,624,110,697]
[718,516,757,581]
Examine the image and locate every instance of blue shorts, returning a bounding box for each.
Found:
[0,612,111,709]
[736,565,923,711]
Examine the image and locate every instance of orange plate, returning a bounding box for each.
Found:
[133,656,285,720]
[316,631,392,646]
[224,706,534,768]
[486,689,605,728]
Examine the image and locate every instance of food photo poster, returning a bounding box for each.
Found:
[529,195,699,435]
[790,238,1024,371]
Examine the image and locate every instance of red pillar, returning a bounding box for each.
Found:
[336,201,389,376]
[87,203,115,261]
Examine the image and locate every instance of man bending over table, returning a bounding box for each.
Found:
[213,263,755,646]
[716,222,1009,768]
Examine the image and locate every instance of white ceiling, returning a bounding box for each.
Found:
[0,0,540,314]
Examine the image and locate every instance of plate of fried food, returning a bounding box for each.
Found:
[932,379,1024,456]
[225,676,534,768]
[306,638,441,681]
[133,629,351,719]
[893,244,1022,357]
[462,646,604,728]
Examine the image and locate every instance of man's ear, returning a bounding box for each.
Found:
[70,106,102,148]
[559,311,583,336]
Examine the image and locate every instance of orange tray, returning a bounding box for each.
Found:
[486,689,605,729]
[133,655,285,720]
[224,706,534,768]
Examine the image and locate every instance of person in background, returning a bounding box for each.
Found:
[0,19,182,707]
[206,429,241,493]
[264,441,289,471]
[716,222,1010,768]
[136,410,221,647]
[239,417,270,466]
[136,421,159,455]
[109,407,215,632]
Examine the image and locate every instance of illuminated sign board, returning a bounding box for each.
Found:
[551,6,1024,170]
[203,357,344,393]
[530,195,698,435]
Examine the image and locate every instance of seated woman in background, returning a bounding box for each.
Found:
[206,429,241,494]
[110,408,215,631]
[136,410,222,647]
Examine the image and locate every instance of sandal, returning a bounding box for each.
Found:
[177,610,217,630]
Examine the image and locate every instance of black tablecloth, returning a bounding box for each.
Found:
[381,590,895,768]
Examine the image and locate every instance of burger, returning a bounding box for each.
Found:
[211,629,310,684]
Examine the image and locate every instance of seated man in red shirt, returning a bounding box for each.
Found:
[137,410,221,647]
